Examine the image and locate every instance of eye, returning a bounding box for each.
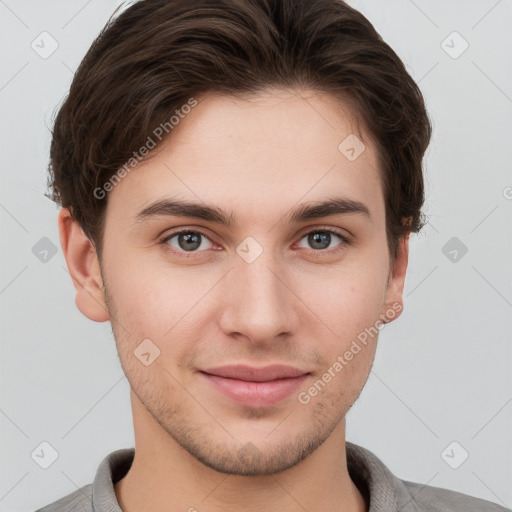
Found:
[160,227,351,259]
[296,229,350,252]
[161,229,214,256]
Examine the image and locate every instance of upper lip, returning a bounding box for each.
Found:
[200,364,309,382]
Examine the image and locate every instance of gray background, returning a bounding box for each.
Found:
[1,1,511,511]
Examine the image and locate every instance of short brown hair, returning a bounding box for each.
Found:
[47,0,431,265]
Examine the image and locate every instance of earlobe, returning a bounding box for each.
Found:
[381,234,410,324]
[58,208,110,322]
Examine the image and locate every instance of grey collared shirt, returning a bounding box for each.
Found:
[35,441,510,512]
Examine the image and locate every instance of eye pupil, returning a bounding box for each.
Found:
[309,232,331,250]
[179,232,201,251]
[167,229,343,256]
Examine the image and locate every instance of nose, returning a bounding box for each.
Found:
[217,251,299,345]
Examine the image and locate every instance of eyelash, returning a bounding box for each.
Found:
[159,227,351,260]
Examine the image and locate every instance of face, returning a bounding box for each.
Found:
[64,88,408,476]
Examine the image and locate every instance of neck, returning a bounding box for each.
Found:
[115,392,367,512]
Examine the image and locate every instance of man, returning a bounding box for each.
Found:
[37,0,509,511]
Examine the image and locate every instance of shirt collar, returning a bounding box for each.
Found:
[346,442,420,512]
[91,442,418,512]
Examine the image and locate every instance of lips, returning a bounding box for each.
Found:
[201,364,308,382]
[199,364,310,407]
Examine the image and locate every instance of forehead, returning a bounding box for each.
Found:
[105,88,384,228]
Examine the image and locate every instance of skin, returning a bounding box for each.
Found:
[59,87,409,512]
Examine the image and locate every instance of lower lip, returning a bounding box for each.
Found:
[199,372,309,407]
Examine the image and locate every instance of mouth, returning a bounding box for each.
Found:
[198,364,310,407]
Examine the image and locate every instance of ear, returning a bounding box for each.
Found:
[380,233,409,324]
[58,208,110,322]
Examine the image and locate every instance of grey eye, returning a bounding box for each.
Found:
[165,230,213,252]
[297,231,344,251]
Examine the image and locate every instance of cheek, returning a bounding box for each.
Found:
[288,253,387,382]
[104,245,197,326]
[104,225,389,356]
[294,257,388,331]
[105,257,218,373]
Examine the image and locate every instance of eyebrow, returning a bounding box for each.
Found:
[135,196,371,227]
